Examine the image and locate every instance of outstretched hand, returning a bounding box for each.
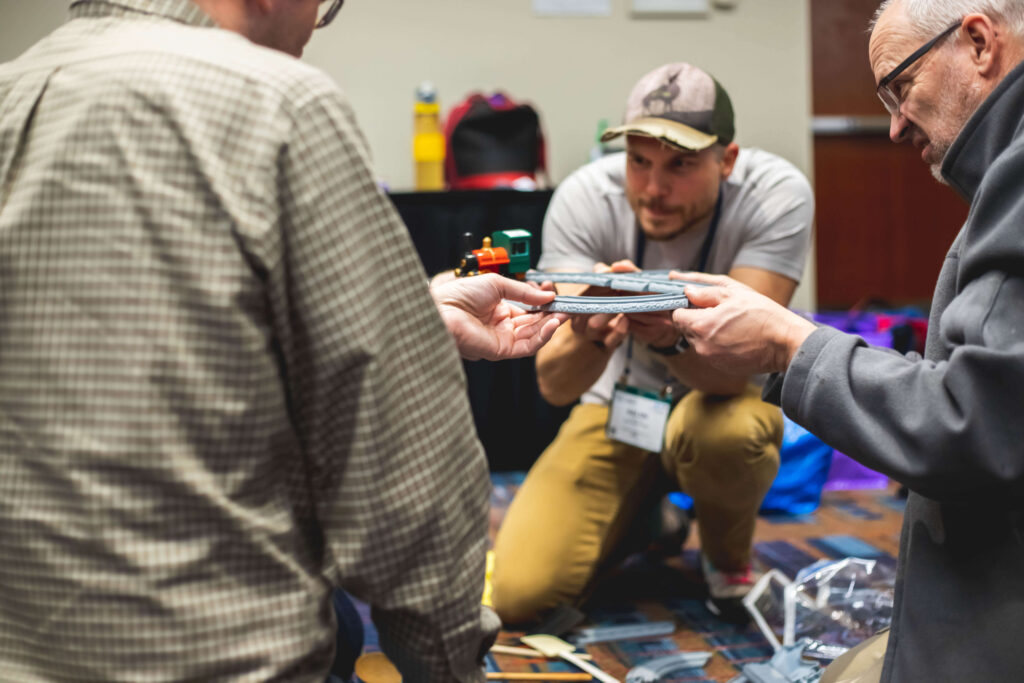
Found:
[431,274,568,361]
[565,260,638,351]
[669,271,817,375]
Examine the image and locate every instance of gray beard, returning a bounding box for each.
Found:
[928,75,985,186]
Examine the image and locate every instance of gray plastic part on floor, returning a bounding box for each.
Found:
[729,641,823,683]
[625,651,714,683]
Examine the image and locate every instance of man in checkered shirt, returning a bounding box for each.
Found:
[0,0,565,680]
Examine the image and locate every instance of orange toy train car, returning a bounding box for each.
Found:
[454,229,532,279]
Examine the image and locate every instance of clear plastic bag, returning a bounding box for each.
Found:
[744,557,895,662]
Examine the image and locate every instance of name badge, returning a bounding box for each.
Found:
[606,383,672,453]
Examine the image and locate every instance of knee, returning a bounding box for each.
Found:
[666,389,783,470]
[490,563,564,625]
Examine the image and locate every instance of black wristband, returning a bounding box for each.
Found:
[647,336,690,356]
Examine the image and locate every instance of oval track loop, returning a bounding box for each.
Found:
[527,293,689,314]
[520,270,706,313]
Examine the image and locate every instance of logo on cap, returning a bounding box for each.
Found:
[641,69,683,117]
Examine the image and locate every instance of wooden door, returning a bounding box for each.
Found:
[811,0,967,309]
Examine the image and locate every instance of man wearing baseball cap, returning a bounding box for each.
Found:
[491,62,814,625]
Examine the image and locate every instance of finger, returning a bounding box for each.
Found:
[611,313,629,335]
[573,312,612,338]
[586,312,617,330]
[668,271,733,286]
[671,306,705,332]
[484,274,557,306]
[683,284,726,309]
[506,303,530,318]
[513,314,563,343]
[592,262,612,274]
[605,318,630,348]
[609,259,639,273]
[548,312,570,325]
[521,270,554,291]
[509,316,565,358]
[605,313,627,332]
[510,311,568,331]
[507,310,549,327]
[625,311,671,323]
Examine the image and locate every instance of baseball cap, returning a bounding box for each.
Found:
[601,62,735,152]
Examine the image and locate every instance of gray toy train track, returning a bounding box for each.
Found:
[625,651,715,683]
[524,292,690,314]
[520,270,708,314]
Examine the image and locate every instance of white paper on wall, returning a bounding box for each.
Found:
[632,0,710,14]
[533,0,612,17]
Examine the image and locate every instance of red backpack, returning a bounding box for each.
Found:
[444,92,548,190]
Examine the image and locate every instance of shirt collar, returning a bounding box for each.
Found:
[941,58,1024,203]
[69,0,217,29]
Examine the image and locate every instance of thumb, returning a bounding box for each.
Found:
[683,284,725,309]
[492,276,557,306]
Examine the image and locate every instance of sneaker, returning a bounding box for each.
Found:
[701,554,758,626]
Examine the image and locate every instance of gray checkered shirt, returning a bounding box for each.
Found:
[0,1,494,680]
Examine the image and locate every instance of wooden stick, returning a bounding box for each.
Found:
[485,673,592,681]
[490,644,546,657]
[490,644,593,660]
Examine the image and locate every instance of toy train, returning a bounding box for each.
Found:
[454,229,532,279]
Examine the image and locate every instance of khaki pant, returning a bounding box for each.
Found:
[491,384,782,623]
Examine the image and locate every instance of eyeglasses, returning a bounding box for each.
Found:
[316,0,344,29]
[876,20,961,117]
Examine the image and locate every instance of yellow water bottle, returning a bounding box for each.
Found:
[413,81,445,191]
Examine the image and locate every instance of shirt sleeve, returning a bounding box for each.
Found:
[536,166,612,272]
[730,161,814,283]
[778,150,1024,505]
[268,82,493,682]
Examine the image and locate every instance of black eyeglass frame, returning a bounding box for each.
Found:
[316,0,344,29]
[876,20,962,116]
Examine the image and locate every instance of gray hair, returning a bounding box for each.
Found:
[873,0,1024,40]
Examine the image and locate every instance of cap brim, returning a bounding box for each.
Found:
[600,117,718,151]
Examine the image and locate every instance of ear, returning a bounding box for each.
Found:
[961,13,1000,77]
[720,142,739,179]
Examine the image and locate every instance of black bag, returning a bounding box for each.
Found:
[444,92,547,190]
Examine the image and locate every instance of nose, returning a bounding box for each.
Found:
[889,108,910,143]
[646,166,668,196]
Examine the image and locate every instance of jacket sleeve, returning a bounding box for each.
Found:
[778,224,1024,505]
[268,80,493,682]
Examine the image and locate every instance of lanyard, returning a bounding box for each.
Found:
[622,188,723,394]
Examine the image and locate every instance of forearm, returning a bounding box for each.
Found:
[373,534,496,681]
[783,320,1024,504]
[536,325,611,405]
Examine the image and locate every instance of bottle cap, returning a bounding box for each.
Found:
[416,81,437,104]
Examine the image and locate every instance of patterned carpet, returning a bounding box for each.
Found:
[356,473,904,682]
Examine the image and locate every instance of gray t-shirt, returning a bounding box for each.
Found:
[537,148,814,405]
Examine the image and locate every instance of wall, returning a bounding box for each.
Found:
[0,0,816,310]
[810,0,965,309]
